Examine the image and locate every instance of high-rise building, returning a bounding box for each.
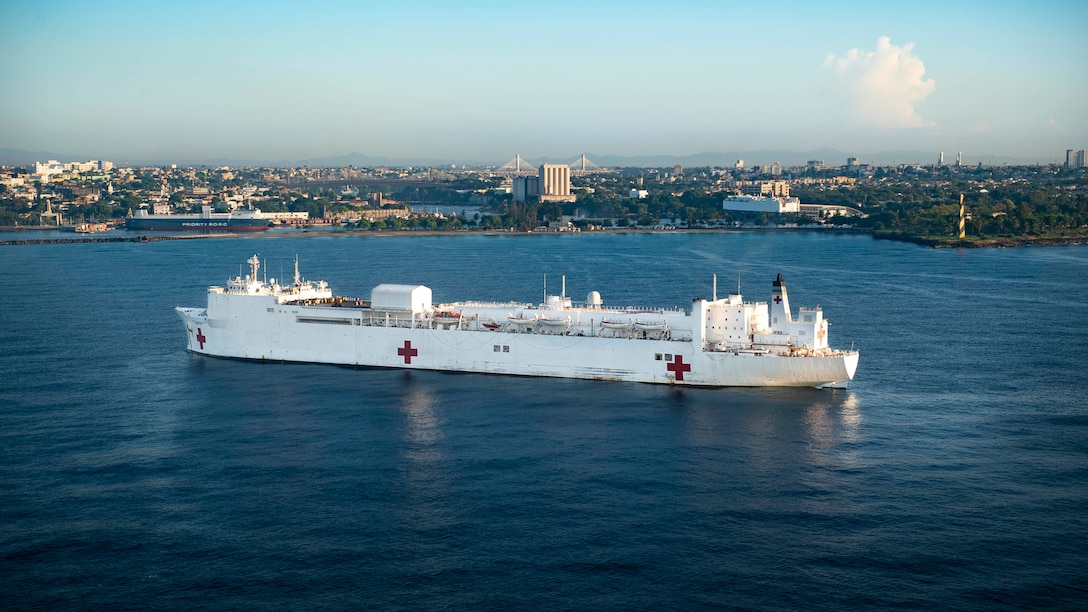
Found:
[955,152,963,167]
[938,152,944,166]
[745,180,790,197]
[846,157,859,168]
[539,163,575,202]
[1067,149,1086,169]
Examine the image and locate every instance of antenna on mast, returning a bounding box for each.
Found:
[294,254,300,285]
[713,274,717,301]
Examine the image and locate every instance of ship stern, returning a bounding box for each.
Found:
[818,350,859,389]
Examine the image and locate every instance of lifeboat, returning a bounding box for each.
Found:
[506,313,537,327]
[538,315,571,329]
[599,319,631,330]
[633,320,667,332]
[433,311,462,325]
[482,321,502,331]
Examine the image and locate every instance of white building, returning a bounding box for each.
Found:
[539,163,575,203]
[1067,149,1086,169]
[32,160,66,178]
[743,180,790,197]
[30,159,114,179]
[723,195,801,214]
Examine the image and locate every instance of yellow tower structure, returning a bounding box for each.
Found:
[958,194,966,239]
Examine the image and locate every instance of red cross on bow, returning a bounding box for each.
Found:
[397,340,418,364]
[666,354,691,381]
[196,328,206,349]
[774,295,782,304]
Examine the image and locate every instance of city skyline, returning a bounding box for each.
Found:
[2,0,1085,165]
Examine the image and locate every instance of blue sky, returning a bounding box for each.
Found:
[2,0,1085,164]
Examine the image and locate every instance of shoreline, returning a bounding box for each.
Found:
[0,226,868,246]
[3,225,1085,248]
[872,231,1088,248]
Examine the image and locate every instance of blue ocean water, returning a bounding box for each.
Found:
[1,232,1086,609]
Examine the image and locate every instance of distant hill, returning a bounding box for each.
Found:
[290,149,1045,169]
[0,147,1048,169]
[0,148,89,166]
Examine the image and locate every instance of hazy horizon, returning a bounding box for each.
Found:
[2,1,1085,164]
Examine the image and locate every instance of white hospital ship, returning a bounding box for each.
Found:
[177,255,858,388]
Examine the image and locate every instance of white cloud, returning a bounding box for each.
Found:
[826,36,936,129]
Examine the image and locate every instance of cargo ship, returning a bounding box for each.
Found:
[126,206,271,232]
[176,255,859,388]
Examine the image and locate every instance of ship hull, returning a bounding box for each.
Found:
[125,218,270,232]
[177,307,858,388]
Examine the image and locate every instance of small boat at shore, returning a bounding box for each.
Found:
[73,222,111,234]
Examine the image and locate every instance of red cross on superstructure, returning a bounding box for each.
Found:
[774,295,782,304]
[666,354,691,381]
[817,325,826,342]
[196,328,206,349]
[397,340,418,364]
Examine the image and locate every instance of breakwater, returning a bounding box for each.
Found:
[872,231,1088,248]
[0,234,229,246]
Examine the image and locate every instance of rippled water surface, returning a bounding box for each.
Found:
[2,232,1086,609]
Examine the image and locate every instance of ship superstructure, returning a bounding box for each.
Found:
[176,255,858,387]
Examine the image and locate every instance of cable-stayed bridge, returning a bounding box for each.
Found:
[496,154,608,175]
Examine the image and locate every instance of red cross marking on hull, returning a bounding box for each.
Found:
[196,328,206,349]
[774,295,782,304]
[398,340,418,364]
[667,354,691,381]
